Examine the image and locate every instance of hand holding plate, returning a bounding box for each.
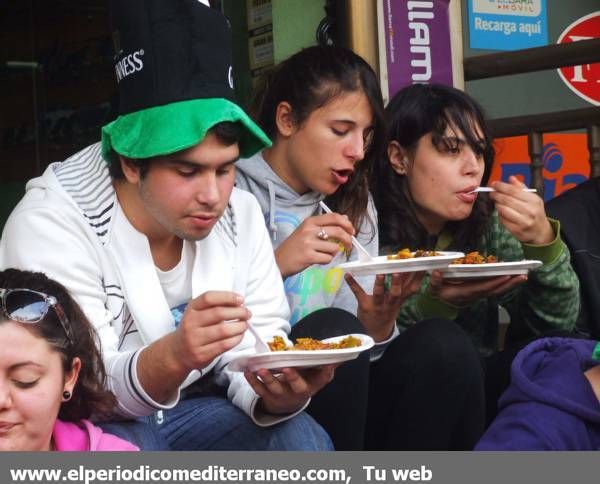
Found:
[428,270,526,305]
[347,271,424,342]
[244,365,336,415]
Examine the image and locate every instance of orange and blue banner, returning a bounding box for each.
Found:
[490,133,590,201]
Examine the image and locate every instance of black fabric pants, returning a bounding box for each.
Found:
[290,308,369,450]
[482,343,528,427]
[291,309,486,450]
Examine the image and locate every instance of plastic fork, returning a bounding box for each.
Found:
[246,321,271,353]
[469,187,537,194]
[318,201,372,262]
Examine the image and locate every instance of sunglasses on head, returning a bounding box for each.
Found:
[0,288,73,346]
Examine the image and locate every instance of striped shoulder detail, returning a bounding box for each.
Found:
[213,203,238,248]
[53,143,116,245]
[118,309,137,351]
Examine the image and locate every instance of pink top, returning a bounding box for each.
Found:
[52,419,139,451]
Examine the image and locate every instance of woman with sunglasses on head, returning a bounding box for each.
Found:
[0,269,138,451]
[372,83,580,423]
[236,46,485,450]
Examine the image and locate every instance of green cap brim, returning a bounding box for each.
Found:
[101,98,271,163]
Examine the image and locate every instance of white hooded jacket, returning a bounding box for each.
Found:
[0,143,300,426]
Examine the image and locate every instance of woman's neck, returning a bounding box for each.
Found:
[40,434,54,452]
[414,207,445,237]
[262,145,309,195]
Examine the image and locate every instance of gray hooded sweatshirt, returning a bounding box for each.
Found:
[235,152,379,326]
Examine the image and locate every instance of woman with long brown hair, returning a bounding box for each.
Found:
[236,46,485,450]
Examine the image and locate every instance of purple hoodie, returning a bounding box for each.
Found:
[476,337,600,450]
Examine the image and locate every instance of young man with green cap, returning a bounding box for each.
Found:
[0,0,333,450]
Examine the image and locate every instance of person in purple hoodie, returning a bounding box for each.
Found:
[476,337,600,450]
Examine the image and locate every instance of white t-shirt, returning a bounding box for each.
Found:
[155,241,195,328]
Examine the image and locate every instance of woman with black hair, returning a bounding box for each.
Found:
[372,83,580,422]
[236,47,485,450]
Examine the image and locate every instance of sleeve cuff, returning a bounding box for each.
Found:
[369,325,399,362]
[250,395,311,427]
[106,349,180,418]
[522,218,564,265]
[129,349,180,411]
[416,292,459,320]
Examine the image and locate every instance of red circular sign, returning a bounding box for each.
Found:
[557,12,600,106]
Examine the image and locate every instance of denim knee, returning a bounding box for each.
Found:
[153,396,334,451]
[273,411,334,451]
[97,417,170,450]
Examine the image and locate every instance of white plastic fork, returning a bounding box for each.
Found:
[319,201,372,262]
[469,187,537,194]
[246,321,271,353]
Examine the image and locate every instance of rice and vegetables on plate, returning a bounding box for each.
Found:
[387,248,440,260]
[268,335,362,352]
[452,251,498,264]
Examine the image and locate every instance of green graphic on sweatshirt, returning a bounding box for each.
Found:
[284,266,343,324]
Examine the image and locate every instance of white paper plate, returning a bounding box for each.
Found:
[441,260,543,279]
[227,333,374,372]
[337,251,464,277]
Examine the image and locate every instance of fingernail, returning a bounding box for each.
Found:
[236,295,244,304]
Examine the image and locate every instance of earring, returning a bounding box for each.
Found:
[62,390,72,401]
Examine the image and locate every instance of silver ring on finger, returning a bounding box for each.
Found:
[317,228,329,241]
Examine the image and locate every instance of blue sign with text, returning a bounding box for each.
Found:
[468,0,548,51]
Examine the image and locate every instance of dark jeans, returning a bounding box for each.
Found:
[291,309,486,450]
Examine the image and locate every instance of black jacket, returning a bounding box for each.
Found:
[546,177,600,338]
